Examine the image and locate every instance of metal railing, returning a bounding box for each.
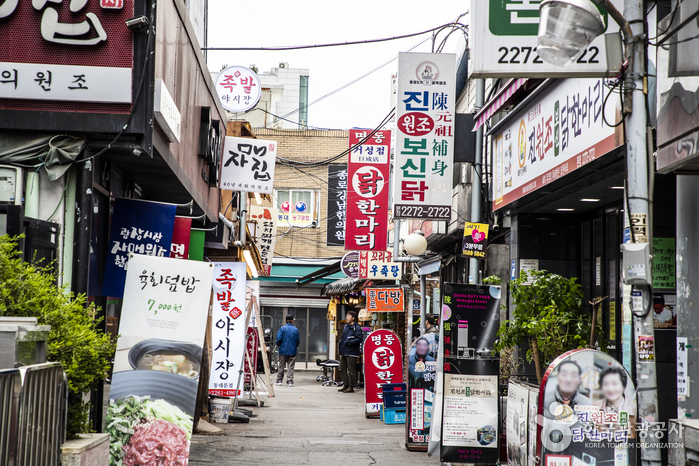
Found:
[0,363,68,466]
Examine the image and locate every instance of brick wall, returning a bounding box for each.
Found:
[255,128,349,260]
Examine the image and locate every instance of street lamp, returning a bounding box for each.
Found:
[537,0,606,66]
[403,230,427,257]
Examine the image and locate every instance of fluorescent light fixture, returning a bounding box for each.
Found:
[243,249,259,278]
[610,186,625,190]
[580,198,600,202]
[557,208,575,212]
[537,0,606,66]
[254,192,262,205]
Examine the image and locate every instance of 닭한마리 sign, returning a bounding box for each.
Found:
[363,329,403,416]
[469,0,622,78]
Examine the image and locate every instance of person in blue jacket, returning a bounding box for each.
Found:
[276,314,300,387]
[338,310,363,393]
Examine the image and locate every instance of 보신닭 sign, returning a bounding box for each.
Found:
[220,137,277,194]
[469,0,622,78]
[393,52,456,220]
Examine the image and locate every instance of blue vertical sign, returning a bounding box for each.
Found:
[102,199,177,298]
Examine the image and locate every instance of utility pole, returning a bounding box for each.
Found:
[468,78,485,285]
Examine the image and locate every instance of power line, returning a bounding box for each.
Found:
[202,19,467,51]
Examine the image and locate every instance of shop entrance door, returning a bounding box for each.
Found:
[262,306,328,369]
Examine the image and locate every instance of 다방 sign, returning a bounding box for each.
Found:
[209,262,248,397]
[363,329,403,416]
[492,79,621,211]
[326,164,347,246]
[345,129,391,250]
[108,255,214,466]
[538,349,637,466]
[462,222,489,259]
[469,0,622,78]
[249,206,278,276]
[0,0,134,106]
[220,137,277,194]
[214,65,262,113]
[366,287,404,312]
[102,198,177,298]
[394,52,456,220]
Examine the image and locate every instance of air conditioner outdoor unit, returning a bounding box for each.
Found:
[279,63,287,68]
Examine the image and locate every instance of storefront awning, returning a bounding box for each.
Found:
[321,278,365,297]
[296,261,341,288]
[472,78,528,132]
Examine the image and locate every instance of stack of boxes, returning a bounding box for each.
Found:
[380,383,407,424]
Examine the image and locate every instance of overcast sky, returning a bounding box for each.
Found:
[206,0,468,130]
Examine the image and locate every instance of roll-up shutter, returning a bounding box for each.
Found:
[260,286,329,309]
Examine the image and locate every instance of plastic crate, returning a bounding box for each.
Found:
[381,383,407,393]
[383,390,406,409]
[381,406,406,424]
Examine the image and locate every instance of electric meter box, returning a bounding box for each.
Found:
[622,242,652,286]
[0,165,23,205]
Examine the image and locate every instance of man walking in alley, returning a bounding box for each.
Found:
[276,315,300,387]
[338,310,363,393]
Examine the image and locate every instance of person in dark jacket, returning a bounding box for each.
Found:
[425,314,438,334]
[276,315,300,387]
[338,310,363,393]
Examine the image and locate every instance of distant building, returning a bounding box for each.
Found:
[212,63,310,130]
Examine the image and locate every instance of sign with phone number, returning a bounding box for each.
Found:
[469,0,622,78]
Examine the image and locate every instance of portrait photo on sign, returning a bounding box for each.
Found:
[407,332,439,444]
[540,349,637,466]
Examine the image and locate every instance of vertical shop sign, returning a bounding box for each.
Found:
[394,52,456,220]
[345,129,391,251]
[220,137,277,194]
[363,329,404,416]
[462,222,489,259]
[326,163,347,246]
[188,230,206,261]
[406,332,439,450]
[678,337,689,396]
[209,262,248,396]
[103,198,177,298]
[653,237,676,290]
[170,217,192,259]
[244,281,260,383]
[440,283,501,464]
[108,255,214,464]
[249,206,278,276]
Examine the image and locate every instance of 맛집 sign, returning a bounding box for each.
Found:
[220,137,277,194]
[492,79,620,211]
[394,52,456,220]
[249,206,278,276]
[345,129,391,251]
[363,329,403,416]
[214,65,261,113]
[462,222,489,259]
[366,287,404,312]
[209,262,248,397]
[469,0,622,78]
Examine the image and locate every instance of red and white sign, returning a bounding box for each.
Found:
[214,65,262,114]
[169,217,192,259]
[345,129,391,251]
[249,206,277,276]
[244,328,259,384]
[363,329,404,416]
[209,262,247,397]
[358,250,402,280]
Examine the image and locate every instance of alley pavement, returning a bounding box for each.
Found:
[189,371,441,465]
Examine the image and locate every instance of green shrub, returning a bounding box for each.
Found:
[0,235,115,438]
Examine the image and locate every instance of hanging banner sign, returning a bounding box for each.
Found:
[249,206,278,276]
[358,250,402,280]
[102,198,177,298]
[188,230,205,261]
[394,52,456,220]
[406,332,439,450]
[469,0,622,78]
[440,283,501,464]
[220,137,277,194]
[108,255,214,466]
[170,217,192,259]
[367,287,404,312]
[462,222,489,259]
[363,329,404,416]
[209,262,248,397]
[492,79,621,211]
[326,163,347,246]
[538,349,637,466]
[345,129,391,250]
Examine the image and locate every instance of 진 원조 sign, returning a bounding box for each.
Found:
[394,53,456,220]
[220,137,277,194]
[492,79,621,210]
[469,0,622,78]
[346,129,391,250]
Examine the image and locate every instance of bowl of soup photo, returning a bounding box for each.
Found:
[128,339,202,380]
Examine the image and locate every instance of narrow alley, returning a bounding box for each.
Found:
[189,371,437,466]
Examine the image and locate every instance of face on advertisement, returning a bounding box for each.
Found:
[599,367,626,405]
[557,361,582,398]
[415,338,429,359]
